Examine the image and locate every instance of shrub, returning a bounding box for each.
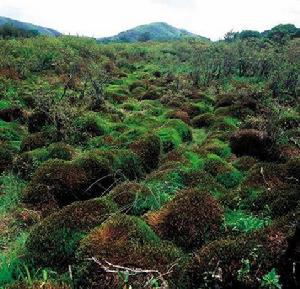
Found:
[25,198,117,270]
[130,134,161,172]
[145,188,223,249]
[20,132,47,152]
[75,214,185,289]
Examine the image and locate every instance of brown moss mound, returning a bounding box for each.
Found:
[230,129,278,160]
[186,216,296,289]
[28,111,50,133]
[107,181,152,215]
[130,134,161,172]
[20,132,47,152]
[23,159,88,214]
[25,198,117,270]
[0,107,23,122]
[191,113,215,128]
[75,214,185,289]
[145,188,223,249]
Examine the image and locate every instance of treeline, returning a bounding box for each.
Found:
[225,24,300,43]
[0,23,39,39]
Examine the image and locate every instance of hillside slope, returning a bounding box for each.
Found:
[0,16,61,36]
[99,22,209,42]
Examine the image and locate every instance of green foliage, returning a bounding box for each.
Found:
[260,268,282,289]
[216,169,243,188]
[225,209,270,233]
[156,127,182,153]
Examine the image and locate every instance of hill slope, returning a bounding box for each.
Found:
[0,16,61,36]
[98,22,209,42]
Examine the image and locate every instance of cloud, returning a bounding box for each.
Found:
[0,0,299,40]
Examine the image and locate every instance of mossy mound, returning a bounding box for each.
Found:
[0,107,23,122]
[145,188,223,249]
[112,149,145,180]
[47,142,76,160]
[75,214,185,289]
[20,132,47,152]
[23,159,88,214]
[28,111,50,133]
[167,110,190,124]
[107,181,153,215]
[13,148,50,180]
[0,141,16,172]
[165,119,193,142]
[186,216,295,289]
[130,134,161,172]
[25,198,117,270]
[155,127,182,153]
[73,151,114,196]
[230,129,278,161]
[253,184,300,217]
[191,113,215,128]
[233,156,258,172]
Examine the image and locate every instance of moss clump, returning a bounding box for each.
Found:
[165,119,193,142]
[47,143,76,160]
[112,149,145,180]
[286,157,300,181]
[73,151,114,196]
[0,107,23,122]
[146,188,223,249]
[233,156,258,172]
[108,181,156,215]
[253,184,300,217]
[130,134,161,172]
[25,197,117,270]
[191,113,215,128]
[23,159,88,214]
[28,111,50,133]
[0,119,23,142]
[230,129,278,161]
[75,214,184,289]
[20,132,47,152]
[0,141,16,172]
[75,112,111,142]
[167,110,190,124]
[216,170,243,189]
[13,148,50,180]
[155,127,182,153]
[203,154,232,176]
[196,138,232,158]
[186,218,294,289]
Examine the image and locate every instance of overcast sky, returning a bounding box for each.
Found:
[0,0,299,40]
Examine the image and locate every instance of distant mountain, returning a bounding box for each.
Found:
[98,22,209,43]
[0,16,61,37]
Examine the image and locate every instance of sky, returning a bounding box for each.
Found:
[0,0,299,40]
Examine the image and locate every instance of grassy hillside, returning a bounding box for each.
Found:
[0,31,299,289]
[99,22,209,42]
[0,16,61,37]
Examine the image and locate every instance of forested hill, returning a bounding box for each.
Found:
[0,16,61,37]
[98,22,209,42]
